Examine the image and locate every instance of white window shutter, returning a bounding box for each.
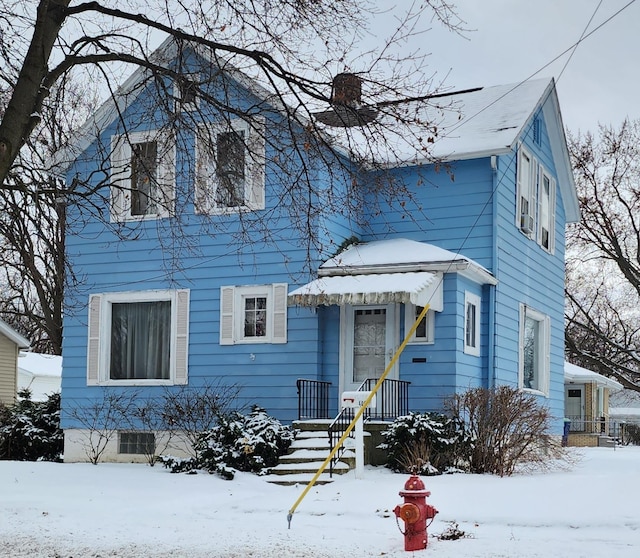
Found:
[271,283,288,344]
[194,126,211,214]
[87,294,102,385]
[248,117,265,210]
[157,134,175,218]
[110,136,131,223]
[220,286,235,345]
[174,289,190,385]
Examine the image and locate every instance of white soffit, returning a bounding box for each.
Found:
[288,271,443,310]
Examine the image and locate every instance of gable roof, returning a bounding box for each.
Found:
[0,318,30,349]
[289,238,497,309]
[321,78,579,222]
[50,38,578,222]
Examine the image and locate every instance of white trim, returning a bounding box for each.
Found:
[340,304,399,399]
[219,283,288,345]
[405,303,435,344]
[110,130,175,222]
[195,117,265,215]
[463,291,480,357]
[537,165,556,254]
[518,304,550,396]
[86,289,189,386]
[516,144,536,238]
[173,74,200,112]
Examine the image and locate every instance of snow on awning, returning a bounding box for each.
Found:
[288,271,443,309]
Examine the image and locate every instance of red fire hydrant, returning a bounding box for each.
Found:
[393,474,438,551]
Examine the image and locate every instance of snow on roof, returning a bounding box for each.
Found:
[18,352,62,378]
[564,361,623,391]
[321,79,553,165]
[319,238,496,285]
[321,238,472,268]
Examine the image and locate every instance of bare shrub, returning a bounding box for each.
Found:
[445,386,566,476]
[161,380,242,458]
[67,390,137,464]
[128,397,175,466]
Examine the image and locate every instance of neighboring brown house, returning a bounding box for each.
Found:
[564,362,623,447]
[0,319,30,406]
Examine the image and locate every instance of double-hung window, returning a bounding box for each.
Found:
[516,146,536,236]
[464,292,480,356]
[220,284,287,345]
[87,289,189,385]
[195,117,265,214]
[537,167,556,253]
[519,304,550,395]
[110,130,175,221]
[516,144,556,253]
[405,304,435,344]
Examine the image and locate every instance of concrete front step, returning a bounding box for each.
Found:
[266,424,357,485]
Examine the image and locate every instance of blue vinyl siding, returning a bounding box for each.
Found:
[62,65,571,437]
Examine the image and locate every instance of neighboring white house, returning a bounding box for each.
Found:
[17,353,62,402]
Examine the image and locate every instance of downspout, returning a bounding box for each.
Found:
[488,155,498,389]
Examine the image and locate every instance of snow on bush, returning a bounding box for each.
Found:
[160,405,295,480]
[379,411,470,475]
[0,389,63,461]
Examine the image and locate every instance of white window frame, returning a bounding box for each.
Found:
[518,304,550,396]
[195,117,265,215]
[405,304,435,344]
[86,289,189,386]
[516,145,536,237]
[463,292,480,356]
[219,283,287,345]
[110,130,175,222]
[537,165,556,254]
[173,74,200,112]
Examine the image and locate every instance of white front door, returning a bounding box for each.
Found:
[340,304,398,395]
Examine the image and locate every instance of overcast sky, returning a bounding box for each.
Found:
[403,0,640,135]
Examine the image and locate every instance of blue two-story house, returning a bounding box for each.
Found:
[56,38,579,462]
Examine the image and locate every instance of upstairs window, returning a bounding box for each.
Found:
[516,146,536,237]
[516,144,557,254]
[519,304,550,395]
[174,75,199,112]
[195,117,265,214]
[110,130,175,222]
[405,304,435,344]
[464,292,480,356]
[537,167,556,253]
[220,284,287,345]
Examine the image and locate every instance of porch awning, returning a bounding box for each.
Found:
[288,271,443,310]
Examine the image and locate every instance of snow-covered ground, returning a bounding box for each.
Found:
[1,447,639,557]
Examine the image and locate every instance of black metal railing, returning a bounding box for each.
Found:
[328,378,410,476]
[361,378,411,421]
[296,378,332,420]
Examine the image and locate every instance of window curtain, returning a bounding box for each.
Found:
[110,301,171,380]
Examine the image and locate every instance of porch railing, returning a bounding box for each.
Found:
[296,378,332,420]
[328,378,410,476]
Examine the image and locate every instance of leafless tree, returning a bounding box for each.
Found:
[566,120,640,392]
[0,1,466,346]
